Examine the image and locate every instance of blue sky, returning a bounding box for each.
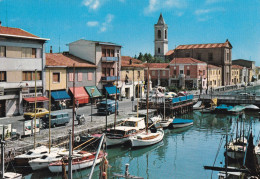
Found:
[0,0,259,64]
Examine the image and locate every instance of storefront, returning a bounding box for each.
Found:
[85,86,102,104]
[69,87,89,105]
[51,90,71,110]
[23,96,49,112]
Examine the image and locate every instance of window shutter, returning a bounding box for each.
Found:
[78,72,82,81]
[69,73,74,82]
[88,72,93,81]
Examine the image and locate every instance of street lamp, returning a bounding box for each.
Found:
[90,88,95,122]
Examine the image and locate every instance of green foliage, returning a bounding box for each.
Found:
[135,52,168,63]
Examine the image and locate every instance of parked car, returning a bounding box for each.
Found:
[97,100,118,115]
[24,108,49,120]
[41,112,70,128]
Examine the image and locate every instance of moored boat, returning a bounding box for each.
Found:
[170,118,193,128]
[48,150,106,173]
[228,105,245,115]
[226,137,247,160]
[128,129,164,148]
[159,117,174,128]
[214,104,233,114]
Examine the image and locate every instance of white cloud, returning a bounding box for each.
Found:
[206,0,231,4]
[144,0,186,14]
[83,0,101,10]
[194,8,225,21]
[100,14,114,32]
[87,21,99,27]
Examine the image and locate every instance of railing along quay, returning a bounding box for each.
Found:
[200,94,260,106]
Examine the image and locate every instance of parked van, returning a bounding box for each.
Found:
[42,112,70,128]
[97,100,118,115]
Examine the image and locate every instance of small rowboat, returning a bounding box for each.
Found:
[170,118,193,128]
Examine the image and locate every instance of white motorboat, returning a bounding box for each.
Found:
[28,148,65,170]
[129,129,164,148]
[170,118,193,128]
[106,117,146,146]
[3,172,22,179]
[226,137,247,160]
[48,150,106,173]
[149,115,162,129]
[14,146,60,166]
[193,101,204,110]
[159,116,174,128]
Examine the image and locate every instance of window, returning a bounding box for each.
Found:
[226,53,229,61]
[88,72,93,81]
[53,73,60,83]
[0,46,6,57]
[69,73,74,82]
[138,71,140,77]
[208,53,213,61]
[185,53,190,57]
[0,71,6,82]
[32,48,36,58]
[203,70,205,75]
[219,70,220,75]
[158,30,161,39]
[187,70,190,76]
[162,71,166,76]
[152,71,155,76]
[102,68,106,76]
[22,48,32,58]
[197,53,201,60]
[107,49,110,57]
[158,48,160,53]
[180,70,184,74]
[22,71,41,81]
[102,49,106,57]
[111,49,115,57]
[111,68,115,76]
[173,70,176,75]
[165,30,167,39]
[78,72,82,81]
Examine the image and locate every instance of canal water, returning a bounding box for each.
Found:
[22,86,260,179]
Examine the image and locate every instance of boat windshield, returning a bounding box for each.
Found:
[40,151,48,154]
[26,151,33,155]
[41,155,48,159]
[123,121,136,127]
[109,130,125,136]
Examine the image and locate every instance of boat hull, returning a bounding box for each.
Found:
[226,151,245,160]
[14,157,37,166]
[106,137,130,146]
[170,122,193,128]
[48,157,102,173]
[4,172,22,179]
[129,130,164,148]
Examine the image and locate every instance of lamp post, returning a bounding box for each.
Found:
[91,88,95,122]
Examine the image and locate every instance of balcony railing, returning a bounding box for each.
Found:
[101,76,120,81]
[101,57,119,62]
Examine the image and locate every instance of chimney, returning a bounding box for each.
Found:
[129,59,132,65]
[50,46,53,53]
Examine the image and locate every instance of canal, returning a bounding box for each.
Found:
[21,86,260,179]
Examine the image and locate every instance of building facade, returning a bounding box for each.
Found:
[121,56,145,99]
[169,58,207,90]
[0,23,48,117]
[232,59,256,82]
[168,40,232,86]
[154,13,168,59]
[208,65,222,88]
[68,40,121,94]
[144,63,170,88]
[231,65,242,85]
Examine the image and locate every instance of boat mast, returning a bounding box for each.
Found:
[146,67,149,134]
[164,94,165,121]
[34,69,37,150]
[137,76,139,118]
[225,122,228,177]
[114,55,119,131]
[0,127,5,178]
[89,134,105,179]
[68,130,72,179]
[48,69,51,153]
[72,63,75,152]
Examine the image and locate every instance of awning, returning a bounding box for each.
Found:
[24,96,49,103]
[69,87,89,104]
[104,85,120,95]
[51,90,71,101]
[85,86,102,98]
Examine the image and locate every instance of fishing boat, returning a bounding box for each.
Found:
[170,118,193,128]
[128,129,164,148]
[214,104,233,114]
[160,116,174,128]
[106,117,146,146]
[48,150,106,173]
[193,101,204,110]
[226,137,247,160]
[14,146,60,166]
[28,148,65,170]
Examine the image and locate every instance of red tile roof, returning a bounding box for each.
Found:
[232,65,243,69]
[0,25,46,40]
[121,56,145,68]
[170,58,206,64]
[144,63,169,69]
[165,50,175,56]
[46,53,96,68]
[176,40,232,50]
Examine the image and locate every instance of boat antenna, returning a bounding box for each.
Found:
[34,69,37,150]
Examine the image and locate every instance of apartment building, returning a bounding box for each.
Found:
[208,65,222,88]
[0,22,48,117]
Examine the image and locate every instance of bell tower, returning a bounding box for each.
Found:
[154,13,168,59]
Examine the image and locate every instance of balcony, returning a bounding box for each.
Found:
[102,76,120,81]
[101,57,119,62]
